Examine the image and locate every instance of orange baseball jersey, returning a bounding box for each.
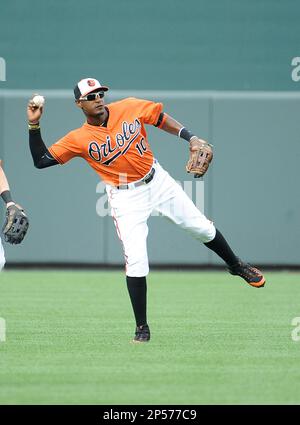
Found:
[48,97,166,186]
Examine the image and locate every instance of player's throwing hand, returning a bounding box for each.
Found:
[27,94,44,124]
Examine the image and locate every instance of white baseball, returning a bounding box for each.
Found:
[32,95,45,108]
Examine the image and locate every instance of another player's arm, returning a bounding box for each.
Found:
[27,98,59,169]
[156,112,208,144]
[0,161,15,207]
[1,160,29,244]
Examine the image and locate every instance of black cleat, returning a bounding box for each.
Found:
[132,324,151,343]
[228,259,266,288]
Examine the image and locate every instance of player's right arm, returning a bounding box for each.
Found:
[27,97,81,168]
[27,98,59,169]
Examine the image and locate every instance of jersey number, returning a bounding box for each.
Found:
[135,138,147,156]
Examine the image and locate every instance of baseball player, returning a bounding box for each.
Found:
[0,160,29,270]
[27,78,265,343]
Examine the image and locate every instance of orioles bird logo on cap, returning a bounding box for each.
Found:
[87,80,96,87]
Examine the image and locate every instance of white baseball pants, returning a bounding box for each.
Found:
[106,161,216,277]
[0,237,5,271]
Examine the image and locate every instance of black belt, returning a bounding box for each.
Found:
[117,167,156,190]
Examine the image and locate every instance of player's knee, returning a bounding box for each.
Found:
[126,258,149,277]
[184,219,216,243]
[200,222,216,243]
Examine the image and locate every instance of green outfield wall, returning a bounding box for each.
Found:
[0,0,300,91]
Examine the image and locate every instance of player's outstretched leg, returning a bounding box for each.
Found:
[227,259,265,288]
[204,229,266,288]
[152,170,266,288]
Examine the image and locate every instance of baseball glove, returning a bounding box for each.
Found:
[186,137,213,178]
[2,204,29,244]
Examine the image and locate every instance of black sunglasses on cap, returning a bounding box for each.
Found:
[80,91,105,101]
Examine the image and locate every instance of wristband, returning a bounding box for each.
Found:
[154,112,164,128]
[1,190,13,204]
[178,127,195,142]
[28,122,40,130]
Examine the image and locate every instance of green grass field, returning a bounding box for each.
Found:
[0,270,300,405]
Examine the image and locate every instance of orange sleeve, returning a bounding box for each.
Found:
[48,131,81,164]
[128,98,163,126]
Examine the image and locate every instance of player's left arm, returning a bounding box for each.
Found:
[155,112,213,178]
[156,112,207,144]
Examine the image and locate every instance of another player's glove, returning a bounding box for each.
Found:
[186,137,213,178]
[2,204,29,244]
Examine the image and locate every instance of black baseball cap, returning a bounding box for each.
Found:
[74,78,109,100]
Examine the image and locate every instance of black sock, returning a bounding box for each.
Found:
[204,229,239,267]
[126,276,147,327]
